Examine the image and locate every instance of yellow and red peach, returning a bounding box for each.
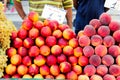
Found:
[56,74,65,79]
[84,65,96,76]
[34,74,44,79]
[45,75,54,79]
[97,25,110,37]
[12,74,21,78]
[17,64,28,76]
[78,56,89,66]
[116,55,120,65]
[72,65,82,75]
[28,11,39,22]
[22,18,33,30]
[6,47,17,58]
[35,36,45,47]
[17,46,27,57]
[45,36,57,47]
[40,26,52,37]
[29,28,39,39]
[40,65,50,76]
[22,74,32,78]
[68,56,78,66]
[90,75,103,80]
[40,45,50,56]
[50,65,60,76]
[13,37,23,48]
[34,55,46,66]
[95,45,107,57]
[69,38,78,48]
[91,34,103,46]
[28,46,39,57]
[89,19,101,29]
[5,64,16,75]
[66,71,78,80]
[51,45,62,56]
[22,56,32,66]
[28,64,39,76]
[23,37,34,48]
[102,55,114,66]
[48,20,59,31]
[52,29,62,39]
[58,24,69,31]
[96,65,108,76]
[73,47,83,57]
[33,21,44,30]
[83,46,94,57]
[63,45,74,56]
[83,25,96,37]
[78,75,89,80]
[89,55,101,66]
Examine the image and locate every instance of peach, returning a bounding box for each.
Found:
[50,65,60,76]
[66,71,78,80]
[77,30,84,38]
[13,37,23,48]
[83,46,94,57]
[102,55,114,66]
[84,65,96,76]
[89,19,101,29]
[43,19,50,26]
[17,64,28,76]
[17,28,27,39]
[63,28,76,40]
[22,18,33,30]
[78,35,90,47]
[58,38,68,48]
[117,76,120,80]
[78,75,89,80]
[68,56,78,66]
[45,75,54,79]
[90,75,103,80]
[74,47,83,57]
[23,37,34,48]
[103,74,116,80]
[22,74,32,78]
[69,38,78,48]
[51,45,62,56]
[10,54,22,65]
[63,45,74,56]
[6,47,17,58]
[89,55,101,66]
[3,74,10,78]
[34,74,44,79]
[34,55,46,66]
[78,56,89,66]
[95,45,107,57]
[83,25,96,37]
[97,25,110,37]
[103,35,115,47]
[109,65,120,76]
[28,11,39,22]
[108,45,120,57]
[109,21,120,32]
[58,24,69,31]
[52,29,62,39]
[116,55,120,65]
[28,64,39,76]
[40,45,50,56]
[47,55,57,66]
[113,30,120,42]
[12,74,21,78]
[59,61,71,73]
[57,54,67,63]
[45,36,57,47]
[33,20,44,30]
[28,46,39,57]
[40,65,50,76]
[11,31,17,40]
[90,34,103,46]
[5,64,16,75]
[56,74,65,79]
[99,12,111,25]
[29,28,39,39]
[35,36,45,47]
[17,46,27,57]
[48,20,59,31]
[96,65,108,76]
[73,65,82,75]
[22,56,32,66]
[40,26,52,37]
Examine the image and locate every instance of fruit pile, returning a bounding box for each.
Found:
[3,10,120,79]
[0,2,16,77]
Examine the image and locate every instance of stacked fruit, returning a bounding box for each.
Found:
[0,2,16,78]
[77,13,120,80]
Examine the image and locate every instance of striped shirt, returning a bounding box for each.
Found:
[16,0,73,20]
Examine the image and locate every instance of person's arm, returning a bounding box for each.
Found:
[65,7,72,29]
[13,0,26,19]
[73,0,78,10]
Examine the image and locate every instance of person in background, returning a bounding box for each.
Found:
[3,0,14,12]
[73,0,109,34]
[13,0,73,29]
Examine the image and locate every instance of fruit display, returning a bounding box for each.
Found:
[3,10,120,79]
[0,2,17,78]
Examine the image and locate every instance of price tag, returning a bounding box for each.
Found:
[104,0,117,8]
[114,0,120,11]
[41,4,66,24]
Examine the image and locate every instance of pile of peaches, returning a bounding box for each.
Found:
[3,11,120,80]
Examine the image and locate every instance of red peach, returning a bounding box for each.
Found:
[28,11,39,22]
[28,64,39,76]
[117,76,120,80]
[40,45,50,56]
[78,56,89,66]
[40,65,50,76]
[47,55,57,66]
[63,28,76,40]
[13,37,23,48]
[11,31,17,40]
[6,47,17,58]
[89,55,101,66]
[17,28,27,39]
[59,62,71,73]
[5,64,16,75]
[51,45,62,56]
[57,54,67,63]
[48,20,59,31]
[33,21,44,30]
[84,65,96,76]
[35,36,45,47]
[66,71,78,80]
[109,65,120,76]
[68,56,78,66]
[34,55,46,66]
[28,46,39,57]
[83,46,94,57]
[22,18,33,30]
[23,37,34,48]
[17,46,27,57]
[12,74,21,78]
[109,21,120,32]
[103,74,116,80]
[45,75,54,79]
[96,65,108,76]
[29,28,39,39]
[58,38,68,48]
[113,30,120,42]
[89,19,101,29]
[40,26,52,37]
[45,36,57,47]
[22,56,32,66]
[77,30,84,38]
[102,55,114,66]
